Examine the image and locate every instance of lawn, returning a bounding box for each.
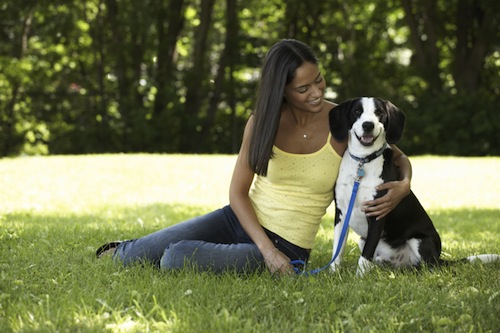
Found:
[0,155,499,333]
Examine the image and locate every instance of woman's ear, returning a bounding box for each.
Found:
[384,101,406,144]
[329,99,354,142]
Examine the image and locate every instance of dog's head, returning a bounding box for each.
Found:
[329,97,406,150]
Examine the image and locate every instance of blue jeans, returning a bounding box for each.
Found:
[113,205,310,273]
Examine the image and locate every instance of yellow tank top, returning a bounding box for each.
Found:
[249,133,342,249]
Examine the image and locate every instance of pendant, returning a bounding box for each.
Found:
[357,166,365,178]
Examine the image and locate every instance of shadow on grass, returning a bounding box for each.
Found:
[2,203,499,266]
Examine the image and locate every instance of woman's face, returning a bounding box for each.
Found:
[284,62,326,113]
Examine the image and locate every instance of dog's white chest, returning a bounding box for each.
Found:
[335,151,384,237]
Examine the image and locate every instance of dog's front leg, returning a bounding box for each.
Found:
[357,217,384,276]
[330,209,348,272]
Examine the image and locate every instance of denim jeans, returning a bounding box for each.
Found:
[113,205,310,273]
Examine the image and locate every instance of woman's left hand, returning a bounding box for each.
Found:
[363,179,410,220]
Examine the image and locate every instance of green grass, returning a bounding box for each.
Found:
[1,155,499,333]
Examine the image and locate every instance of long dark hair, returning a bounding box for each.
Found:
[249,39,319,176]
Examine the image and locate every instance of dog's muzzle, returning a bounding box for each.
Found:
[355,121,379,146]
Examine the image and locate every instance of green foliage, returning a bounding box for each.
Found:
[0,0,498,156]
[0,155,499,332]
[404,89,499,155]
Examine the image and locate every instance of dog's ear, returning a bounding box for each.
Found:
[384,100,406,144]
[329,99,355,142]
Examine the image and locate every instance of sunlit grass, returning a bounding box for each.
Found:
[0,154,499,332]
[1,155,498,216]
[0,154,235,214]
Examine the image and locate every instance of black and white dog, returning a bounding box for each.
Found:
[329,97,499,276]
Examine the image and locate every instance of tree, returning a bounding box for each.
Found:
[0,0,498,156]
[0,3,37,155]
[179,0,216,152]
[150,0,186,151]
[400,0,500,154]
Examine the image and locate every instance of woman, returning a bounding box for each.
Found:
[96,39,411,275]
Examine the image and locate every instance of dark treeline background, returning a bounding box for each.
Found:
[1,0,499,156]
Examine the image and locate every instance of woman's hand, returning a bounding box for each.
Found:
[263,248,295,275]
[363,178,410,220]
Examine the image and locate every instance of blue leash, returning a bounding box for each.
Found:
[290,163,365,276]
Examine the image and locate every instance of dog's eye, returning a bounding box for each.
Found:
[374,109,383,116]
[354,108,362,116]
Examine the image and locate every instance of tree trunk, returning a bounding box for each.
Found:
[199,0,238,151]
[2,9,33,155]
[105,0,131,150]
[453,0,492,94]
[87,0,111,150]
[153,0,186,118]
[401,0,442,95]
[180,0,216,152]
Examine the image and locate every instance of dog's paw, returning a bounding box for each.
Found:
[356,257,375,277]
[330,261,341,273]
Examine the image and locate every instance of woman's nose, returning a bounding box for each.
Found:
[311,84,323,97]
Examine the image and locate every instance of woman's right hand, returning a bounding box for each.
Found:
[263,248,295,275]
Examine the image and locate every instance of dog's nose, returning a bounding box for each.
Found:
[362,122,374,132]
